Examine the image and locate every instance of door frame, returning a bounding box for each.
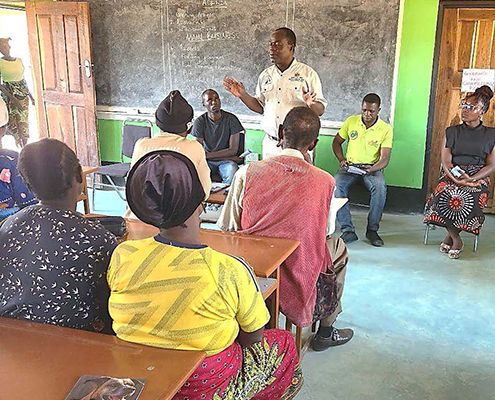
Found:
[424,0,495,194]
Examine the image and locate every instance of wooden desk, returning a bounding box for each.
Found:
[124,220,298,278]
[123,219,299,328]
[206,190,227,205]
[199,229,299,278]
[199,229,299,328]
[77,166,99,214]
[0,317,205,400]
[259,277,277,300]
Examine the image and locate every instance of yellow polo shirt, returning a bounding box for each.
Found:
[338,115,393,164]
[107,237,270,356]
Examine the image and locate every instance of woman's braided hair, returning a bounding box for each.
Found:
[18,138,83,201]
[468,85,494,114]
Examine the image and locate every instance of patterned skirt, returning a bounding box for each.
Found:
[173,329,303,400]
[424,165,490,235]
[0,80,30,146]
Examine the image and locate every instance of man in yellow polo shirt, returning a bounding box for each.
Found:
[332,93,393,247]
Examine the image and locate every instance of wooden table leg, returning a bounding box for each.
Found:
[80,167,99,215]
[266,267,279,329]
[82,177,90,214]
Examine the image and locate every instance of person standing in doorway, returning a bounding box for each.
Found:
[0,37,35,148]
[223,27,326,159]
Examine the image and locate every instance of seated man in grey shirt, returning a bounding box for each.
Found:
[191,89,244,185]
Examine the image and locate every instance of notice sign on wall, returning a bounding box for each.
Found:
[461,69,495,93]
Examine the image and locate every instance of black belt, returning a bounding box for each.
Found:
[350,163,373,168]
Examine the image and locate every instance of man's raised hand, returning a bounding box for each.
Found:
[223,77,246,98]
[302,87,317,107]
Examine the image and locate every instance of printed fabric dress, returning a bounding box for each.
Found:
[424,123,495,234]
[0,204,118,333]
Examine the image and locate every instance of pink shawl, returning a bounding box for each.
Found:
[240,156,334,326]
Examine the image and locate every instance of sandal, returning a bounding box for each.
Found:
[439,243,451,253]
[448,246,464,259]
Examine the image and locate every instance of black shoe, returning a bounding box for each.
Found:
[311,326,354,351]
[366,230,384,247]
[340,231,358,244]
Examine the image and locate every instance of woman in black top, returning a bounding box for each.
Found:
[424,86,495,259]
[0,139,117,332]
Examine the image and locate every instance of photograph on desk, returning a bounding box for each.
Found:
[65,375,146,400]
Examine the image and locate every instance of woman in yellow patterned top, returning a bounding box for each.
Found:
[108,150,302,400]
[0,38,35,148]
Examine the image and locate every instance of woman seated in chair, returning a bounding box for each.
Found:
[0,148,37,225]
[0,138,117,333]
[107,150,302,400]
[424,85,495,259]
[0,97,37,225]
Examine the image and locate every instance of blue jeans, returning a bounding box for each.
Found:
[207,160,239,185]
[334,169,387,233]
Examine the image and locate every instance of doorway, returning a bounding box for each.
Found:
[0,2,39,150]
[428,1,495,212]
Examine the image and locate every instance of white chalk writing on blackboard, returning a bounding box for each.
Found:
[202,0,228,7]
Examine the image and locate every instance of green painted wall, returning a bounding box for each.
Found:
[98,119,340,172]
[389,0,439,188]
[98,119,162,162]
[315,135,340,173]
[97,0,440,189]
[98,119,265,163]
[98,120,124,162]
[244,129,263,157]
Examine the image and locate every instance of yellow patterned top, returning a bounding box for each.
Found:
[107,236,270,356]
[0,58,24,82]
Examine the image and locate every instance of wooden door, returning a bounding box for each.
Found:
[25,1,99,167]
[429,7,495,212]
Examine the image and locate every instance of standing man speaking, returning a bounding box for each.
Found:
[223,27,327,159]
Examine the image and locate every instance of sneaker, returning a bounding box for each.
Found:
[366,230,384,247]
[340,231,358,244]
[311,326,354,351]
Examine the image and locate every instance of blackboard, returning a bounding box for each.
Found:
[89,0,400,122]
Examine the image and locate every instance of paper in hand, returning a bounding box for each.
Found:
[347,166,367,176]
